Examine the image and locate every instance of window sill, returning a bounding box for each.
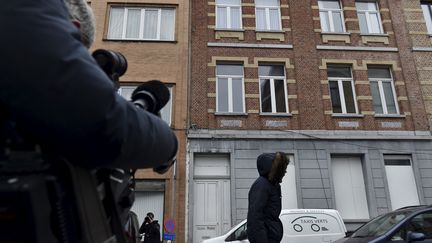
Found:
[103,38,177,43]
[215,28,245,32]
[255,29,284,33]
[215,112,248,116]
[260,113,293,117]
[331,114,364,118]
[374,114,406,118]
[360,33,389,37]
[321,32,351,36]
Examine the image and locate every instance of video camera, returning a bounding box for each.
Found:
[0,49,174,243]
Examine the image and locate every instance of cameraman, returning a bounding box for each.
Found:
[139,212,161,243]
[0,0,178,170]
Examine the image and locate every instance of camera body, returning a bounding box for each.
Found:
[144,216,151,224]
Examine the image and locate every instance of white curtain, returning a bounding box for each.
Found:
[369,12,381,33]
[255,8,266,30]
[231,7,241,29]
[217,7,228,28]
[422,4,432,33]
[256,0,278,7]
[160,9,175,40]
[126,9,141,39]
[143,9,158,39]
[269,9,280,30]
[320,11,330,32]
[159,87,172,125]
[107,8,124,39]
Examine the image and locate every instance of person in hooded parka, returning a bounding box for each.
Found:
[247,152,289,243]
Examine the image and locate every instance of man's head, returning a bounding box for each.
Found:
[64,0,96,48]
[147,212,154,220]
[256,152,289,184]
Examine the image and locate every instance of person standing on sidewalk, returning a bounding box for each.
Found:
[247,152,289,243]
[139,212,161,243]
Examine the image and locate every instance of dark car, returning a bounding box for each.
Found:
[335,205,432,243]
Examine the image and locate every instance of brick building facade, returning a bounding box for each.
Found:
[89,0,189,242]
[189,0,432,241]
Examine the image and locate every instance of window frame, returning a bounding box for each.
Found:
[318,0,346,33]
[356,1,384,34]
[255,0,282,31]
[421,2,432,34]
[328,67,358,114]
[258,65,289,114]
[216,65,245,113]
[107,6,176,41]
[368,68,399,115]
[215,0,243,30]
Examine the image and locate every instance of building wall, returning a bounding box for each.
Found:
[403,0,432,129]
[188,131,432,233]
[89,0,189,242]
[191,0,430,132]
[190,0,432,241]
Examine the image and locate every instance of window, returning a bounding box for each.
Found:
[226,222,247,241]
[118,85,173,125]
[368,67,399,115]
[327,66,358,114]
[255,0,281,31]
[107,7,175,41]
[422,2,432,33]
[216,0,242,29]
[216,64,245,113]
[259,65,288,113]
[391,212,432,241]
[318,0,345,33]
[356,1,383,34]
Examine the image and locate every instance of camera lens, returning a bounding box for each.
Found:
[92,49,128,77]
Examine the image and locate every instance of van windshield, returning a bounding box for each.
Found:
[351,211,410,238]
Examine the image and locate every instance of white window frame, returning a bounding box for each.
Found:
[216,66,245,113]
[107,7,176,41]
[369,72,399,115]
[421,2,432,33]
[318,0,346,33]
[215,1,243,30]
[255,1,282,31]
[328,69,358,114]
[356,1,383,34]
[259,69,289,113]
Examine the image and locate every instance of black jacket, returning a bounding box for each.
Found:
[0,0,177,169]
[247,153,286,243]
[139,221,161,243]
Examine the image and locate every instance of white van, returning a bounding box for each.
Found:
[201,209,347,243]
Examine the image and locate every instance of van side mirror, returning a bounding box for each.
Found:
[406,231,425,242]
[237,230,247,241]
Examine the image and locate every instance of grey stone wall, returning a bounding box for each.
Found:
[188,132,432,229]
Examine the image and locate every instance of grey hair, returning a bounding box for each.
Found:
[64,0,96,48]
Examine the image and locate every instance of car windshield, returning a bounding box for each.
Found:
[351,211,411,238]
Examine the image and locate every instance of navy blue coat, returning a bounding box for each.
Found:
[247,154,284,243]
[0,0,177,169]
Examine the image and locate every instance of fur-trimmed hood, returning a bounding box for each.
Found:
[256,152,289,184]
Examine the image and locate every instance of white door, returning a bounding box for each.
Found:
[280,155,298,209]
[131,191,164,239]
[193,154,231,243]
[384,156,420,210]
[193,180,231,243]
[332,157,370,220]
